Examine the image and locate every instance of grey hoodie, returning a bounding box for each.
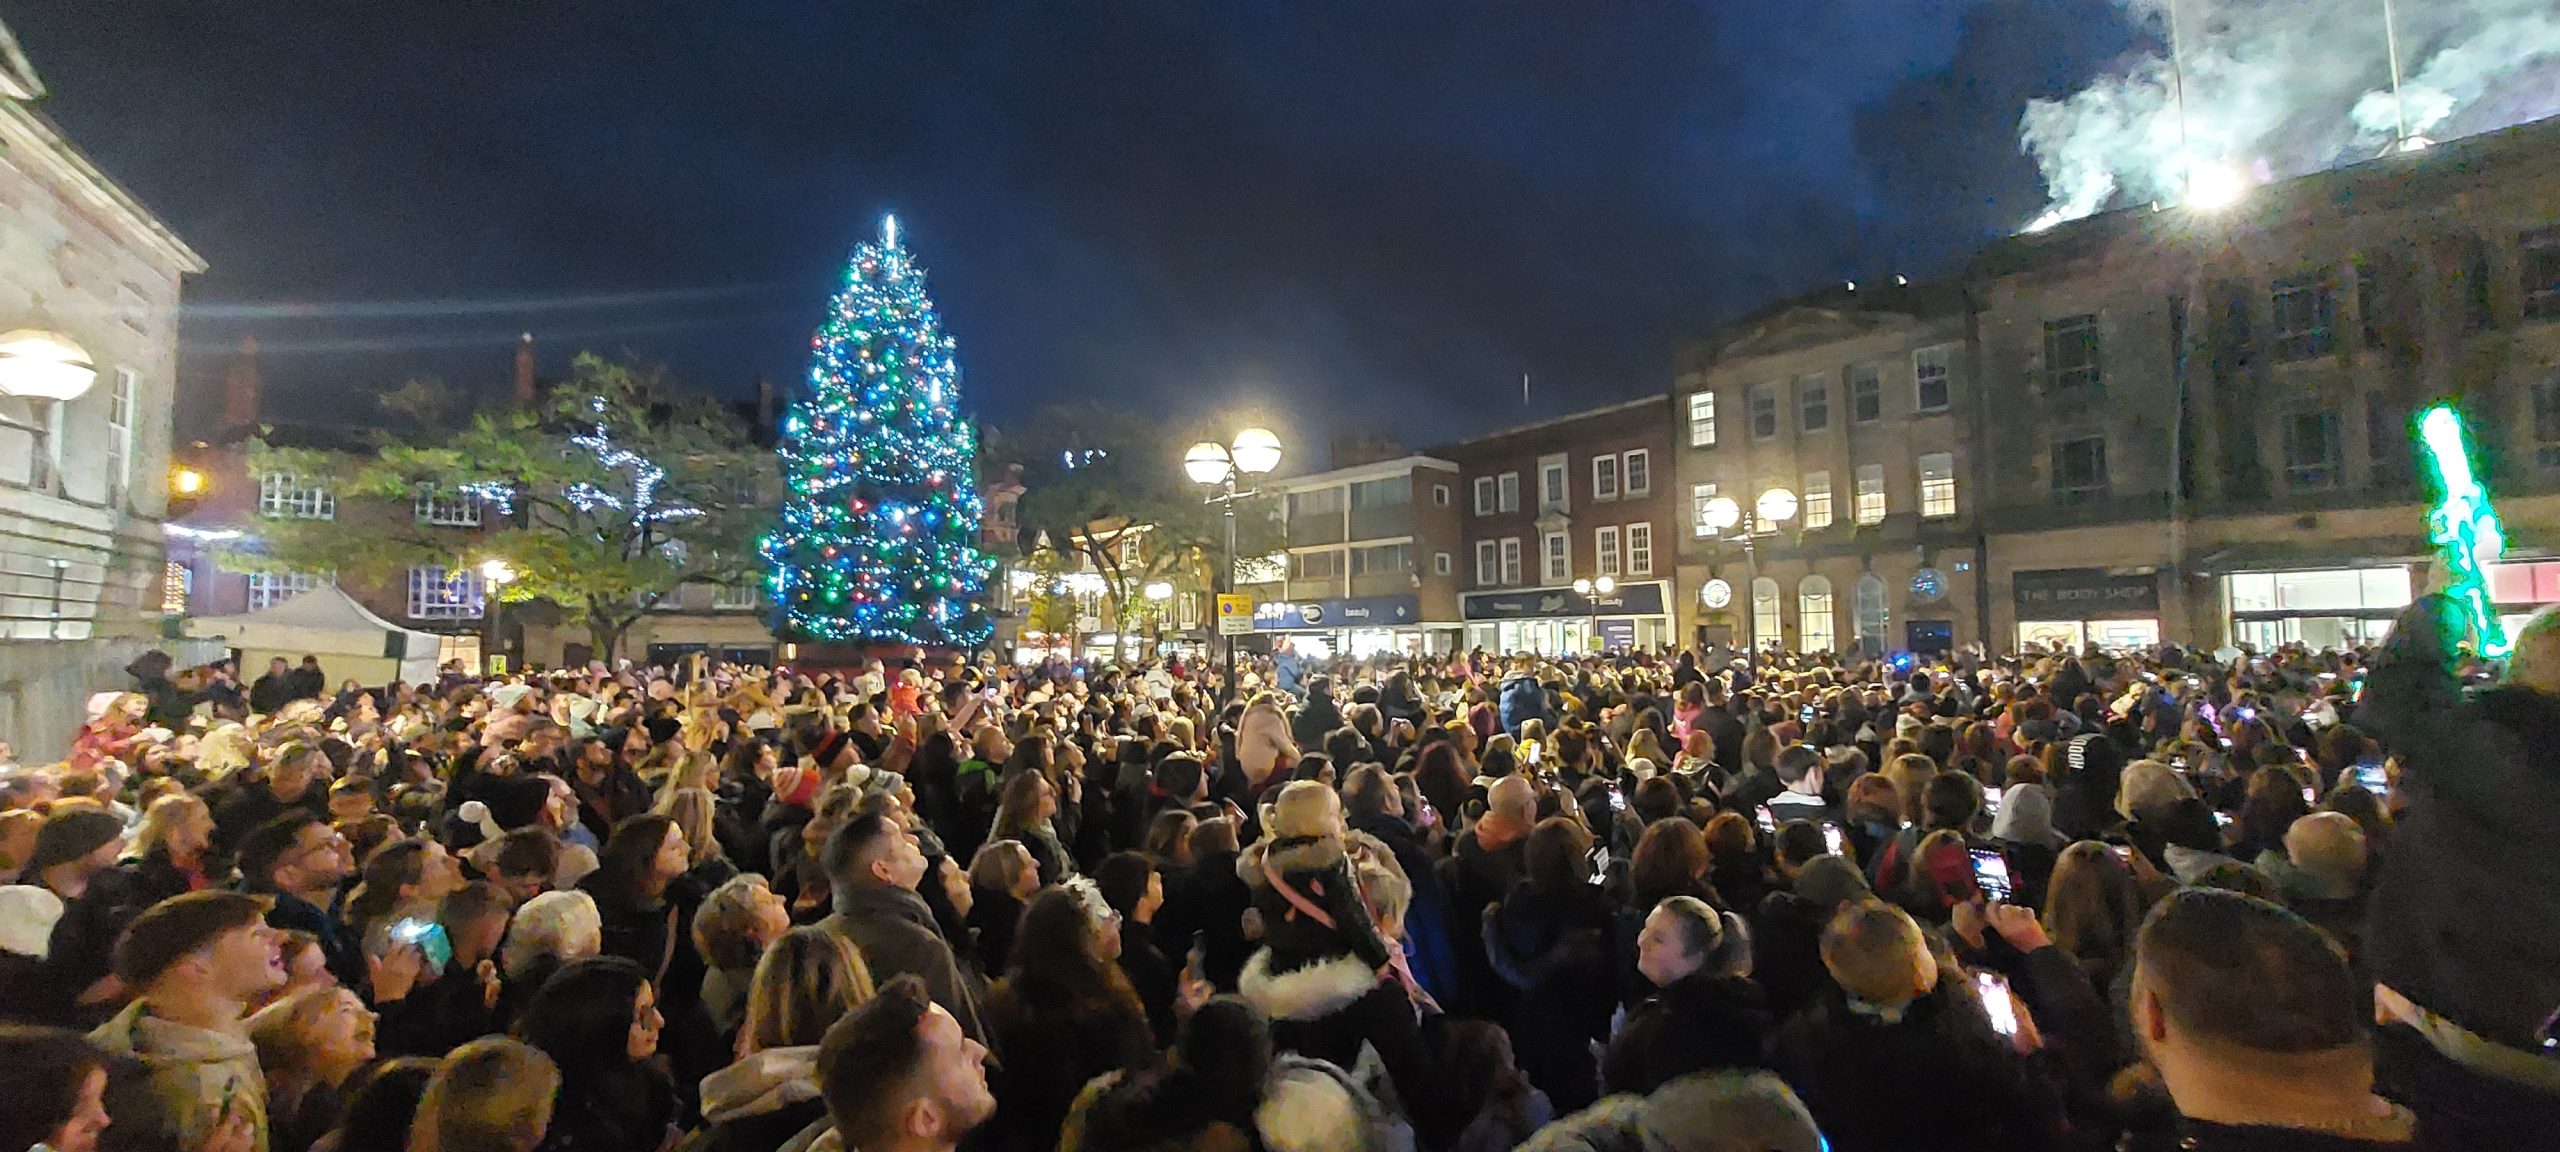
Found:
[90,998,269,1152]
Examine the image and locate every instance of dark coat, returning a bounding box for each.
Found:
[966,887,1026,978]
[2356,595,2560,1051]
[1601,972,1775,1096]
[1156,849,1254,992]
[1118,918,1181,1048]
[819,884,985,1042]
[1483,882,1618,1114]
[1293,692,1345,754]
[1770,985,2064,1152]
[982,969,1155,1152]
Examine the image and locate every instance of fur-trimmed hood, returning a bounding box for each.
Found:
[1241,833,1346,885]
[699,1045,823,1124]
[1238,948,1379,1022]
[1257,1053,1412,1152]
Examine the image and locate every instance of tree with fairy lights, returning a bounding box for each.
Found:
[763,215,996,649]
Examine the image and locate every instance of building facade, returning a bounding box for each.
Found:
[0,25,213,758]
[1437,398,1680,655]
[1252,454,1465,657]
[1669,283,1982,656]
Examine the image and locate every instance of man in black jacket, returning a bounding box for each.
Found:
[248,657,298,715]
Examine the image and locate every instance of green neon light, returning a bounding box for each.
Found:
[2417,403,2511,659]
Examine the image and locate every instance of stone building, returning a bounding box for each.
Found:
[1252,452,1465,657]
[0,23,211,758]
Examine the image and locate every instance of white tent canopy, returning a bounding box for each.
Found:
[186,584,454,686]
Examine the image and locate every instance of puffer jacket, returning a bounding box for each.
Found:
[1499,675,1551,737]
[1236,700,1299,789]
[91,998,269,1152]
[694,1046,828,1152]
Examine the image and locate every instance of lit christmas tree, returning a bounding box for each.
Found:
[762,216,995,648]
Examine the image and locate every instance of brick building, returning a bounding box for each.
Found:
[1249,452,1466,657]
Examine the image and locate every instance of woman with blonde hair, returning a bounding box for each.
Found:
[654,785,738,891]
[410,1035,559,1152]
[250,985,378,1152]
[698,927,875,1152]
[124,792,217,905]
[966,839,1041,975]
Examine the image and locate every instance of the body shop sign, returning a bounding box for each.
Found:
[2012,568,2159,620]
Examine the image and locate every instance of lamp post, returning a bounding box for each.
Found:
[1185,427,1282,704]
[1701,487,1797,652]
[479,558,517,675]
[1143,580,1174,658]
[1570,575,1617,654]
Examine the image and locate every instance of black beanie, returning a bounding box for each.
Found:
[28,809,125,874]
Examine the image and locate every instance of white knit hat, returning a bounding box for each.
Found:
[0,884,66,958]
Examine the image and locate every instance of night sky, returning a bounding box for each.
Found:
[11,1,2137,455]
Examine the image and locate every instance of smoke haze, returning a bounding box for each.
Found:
[2022,0,2560,228]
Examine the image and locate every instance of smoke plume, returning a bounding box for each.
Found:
[2020,0,2560,230]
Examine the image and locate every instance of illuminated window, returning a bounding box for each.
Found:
[407,566,487,620]
[247,571,318,611]
[1751,577,1782,646]
[1798,576,1836,652]
[1687,391,1717,446]
[1918,452,1957,518]
[1691,482,1719,538]
[1802,472,1833,529]
[1854,464,1886,526]
[161,560,190,615]
[106,367,136,505]
[258,473,334,520]
[1543,531,1569,583]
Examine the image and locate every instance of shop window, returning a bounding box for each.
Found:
[1751,577,1782,647]
[1915,345,1955,412]
[2043,314,2101,392]
[2284,410,2342,490]
[2052,436,2108,504]
[1749,382,1780,440]
[1802,472,1832,529]
[1687,391,1717,447]
[1798,374,1830,434]
[2271,271,2336,361]
[1849,364,1882,422]
[1917,452,1956,518]
[1854,464,1886,526]
[1798,575,1836,652]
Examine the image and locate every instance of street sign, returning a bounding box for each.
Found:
[1215,594,1254,636]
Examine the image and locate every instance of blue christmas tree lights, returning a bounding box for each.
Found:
[761,215,995,648]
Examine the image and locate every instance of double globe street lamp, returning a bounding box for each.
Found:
[480,558,517,674]
[1699,487,1797,652]
[1183,428,1282,703]
[1570,575,1616,653]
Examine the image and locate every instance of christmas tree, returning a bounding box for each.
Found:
[762,216,996,648]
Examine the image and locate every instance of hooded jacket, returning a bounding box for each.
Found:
[90,998,269,1152]
[1236,700,1298,789]
[1499,675,1552,737]
[696,1046,828,1152]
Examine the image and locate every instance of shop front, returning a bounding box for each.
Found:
[2013,567,2162,652]
[1254,594,1431,660]
[1463,579,1673,656]
[2221,565,2413,651]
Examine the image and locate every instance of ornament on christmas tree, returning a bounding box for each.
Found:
[761,215,996,648]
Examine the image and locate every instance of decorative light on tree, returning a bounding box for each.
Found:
[762,215,995,647]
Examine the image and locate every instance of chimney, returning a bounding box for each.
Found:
[219,336,260,436]
[513,332,537,407]
[755,375,776,428]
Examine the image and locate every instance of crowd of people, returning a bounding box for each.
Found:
[1,586,2555,1152]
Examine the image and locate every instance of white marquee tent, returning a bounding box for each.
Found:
[185,584,458,687]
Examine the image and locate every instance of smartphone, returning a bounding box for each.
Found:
[1755,805,1776,835]
[2213,810,2234,827]
[1821,823,1845,856]
[1608,788,1626,813]
[2302,785,2317,806]
[2354,758,2389,798]
[1798,703,1817,725]
[1969,848,2014,903]
[2110,844,2134,864]
[1525,742,1543,767]
[390,917,453,970]
[1983,789,2002,818]
[1977,971,2019,1037]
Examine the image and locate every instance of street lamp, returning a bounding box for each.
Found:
[169,465,207,498]
[1571,575,1617,653]
[1701,488,1795,652]
[1184,427,1282,702]
[479,558,517,675]
[1143,580,1174,658]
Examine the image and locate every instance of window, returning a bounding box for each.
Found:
[1853,464,1886,526]
[414,485,485,527]
[2458,238,2493,333]
[2356,260,2387,348]
[258,472,335,520]
[1798,375,1830,433]
[2053,436,2109,504]
[1290,550,1344,580]
[408,566,486,620]
[1500,537,1523,585]
[1476,540,1500,586]
[106,366,135,504]
[2526,230,2560,322]
[1348,476,1410,509]
[1687,391,1717,446]
[29,398,63,492]
[1798,576,1836,653]
[1847,364,1882,423]
[1749,383,1780,440]
[1855,574,1888,653]
[1802,472,1833,530]
[2367,392,2410,487]
[1596,526,1622,576]
[1625,522,1652,576]
[1751,577,1782,647]
[1915,345,1955,412]
[1474,476,1496,515]
[162,560,190,615]
[1621,449,1650,496]
[2043,314,2101,391]
[713,580,762,611]
[1917,452,1957,518]
[1542,531,1570,583]
[1591,455,1619,501]
[2271,271,2336,361]
[1433,551,1452,576]
[2284,410,2342,489]
[1433,483,1451,506]
[1539,454,1569,509]
[1498,472,1520,513]
[1691,482,1720,538]
[247,571,319,611]
[1289,487,1342,522]
[1350,542,1411,576]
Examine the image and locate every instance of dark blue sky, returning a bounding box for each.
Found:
[12,0,2137,453]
